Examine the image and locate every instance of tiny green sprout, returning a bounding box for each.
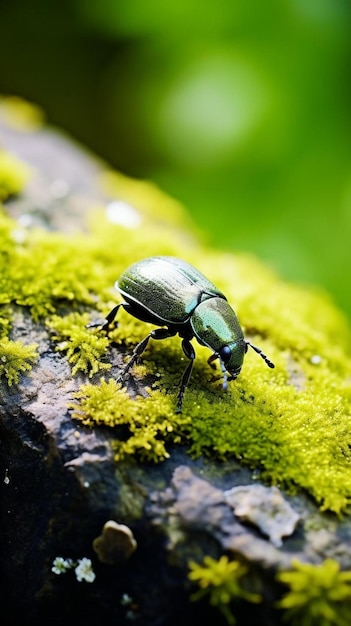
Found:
[48,313,111,377]
[277,558,351,626]
[0,337,38,385]
[188,555,261,625]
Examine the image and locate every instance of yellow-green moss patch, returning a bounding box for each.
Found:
[48,313,111,377]
[0,336,38,386]
[0,150,31,201]
[69,379,190,462]
[277,559,351,626]
[188,555,261,625]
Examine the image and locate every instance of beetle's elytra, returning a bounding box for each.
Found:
[89,256,274,412]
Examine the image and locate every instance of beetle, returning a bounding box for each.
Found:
[89,256,274,412]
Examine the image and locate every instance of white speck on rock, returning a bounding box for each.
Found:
[310,354,322,365]
[105,200,142,229]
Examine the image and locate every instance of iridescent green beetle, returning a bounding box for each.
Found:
[90,256,274,412]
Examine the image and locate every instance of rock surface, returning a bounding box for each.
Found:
[1,110,351,626]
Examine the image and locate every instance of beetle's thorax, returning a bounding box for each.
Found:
[190,297,244,352]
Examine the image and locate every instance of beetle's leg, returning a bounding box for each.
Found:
[246,341,275,369]
[177,339,195,413]
[207,353,218,370]
[121,334,151,377]
[87,302,130,331]
[208,353,229,390]
[122,327,177,377]
[218,357,229,392]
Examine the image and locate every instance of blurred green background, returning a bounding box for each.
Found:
[1,0,351,318]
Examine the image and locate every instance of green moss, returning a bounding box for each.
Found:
[188,555,261,625]
[277,559,351,626]
[0,150,31,201]
[48,313,111,377]
[1,159,351,513]
[0,336,38,386]
[183,331,351,513]
[69,379,190,462]
[0,306,13,337]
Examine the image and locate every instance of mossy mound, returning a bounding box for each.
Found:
[1,144,351,516]
[0,149,31,200]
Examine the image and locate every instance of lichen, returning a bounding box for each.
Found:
[277,559,351,626]
[224,484,301,547]
[188,555,261,625]
[0,336,38,386]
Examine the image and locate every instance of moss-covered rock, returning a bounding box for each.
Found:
[1,132,350,514]
[1,99,351,626]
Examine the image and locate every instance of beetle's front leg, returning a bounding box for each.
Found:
[218,357,229,392]
[122,327,177,378]
[177,338,195,413]
[207,353,218,370]
[207,353,229,391]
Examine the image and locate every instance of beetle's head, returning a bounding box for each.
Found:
[220,339,275,381]
[218,340,246,380]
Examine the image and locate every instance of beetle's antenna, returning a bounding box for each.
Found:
[246,341,275,369]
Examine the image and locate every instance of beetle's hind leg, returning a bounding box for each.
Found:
[176,339,195,413]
